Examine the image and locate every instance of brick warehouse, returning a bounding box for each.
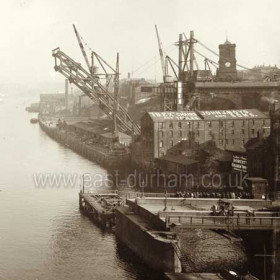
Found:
[140,109,270,161]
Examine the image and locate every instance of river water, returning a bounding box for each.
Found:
[0,94,158,280]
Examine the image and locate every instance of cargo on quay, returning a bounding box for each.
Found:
[39,119,130,171]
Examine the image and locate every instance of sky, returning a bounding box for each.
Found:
[1,0,280,89]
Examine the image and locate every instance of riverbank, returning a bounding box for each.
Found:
[39,119,130,171]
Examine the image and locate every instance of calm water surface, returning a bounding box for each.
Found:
[0,94,158,280]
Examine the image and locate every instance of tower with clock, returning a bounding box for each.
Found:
[216,39,238,81]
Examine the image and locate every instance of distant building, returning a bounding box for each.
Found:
[238,65,280,81]
[39,93,68,115]
[140,109,270,161]
[156,140,232,189]
[245,102,280,199]
[119,78,156,106]
[216,39,237,82]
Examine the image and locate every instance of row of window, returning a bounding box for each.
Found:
[158,119,268,130]
[159,128,267,138]
[219,139,246,145]
[159,138,247,148]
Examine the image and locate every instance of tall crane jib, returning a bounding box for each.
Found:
[155,24,166,82]
[52,48,140,135]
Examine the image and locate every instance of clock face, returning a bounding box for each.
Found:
[225,62,231,67]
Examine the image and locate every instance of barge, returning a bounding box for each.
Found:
[39,119,130,170]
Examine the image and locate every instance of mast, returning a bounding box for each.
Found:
[113,53,119,141]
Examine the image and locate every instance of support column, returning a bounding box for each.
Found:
[272,229,280,280]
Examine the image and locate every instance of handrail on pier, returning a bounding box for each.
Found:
[165,215,280,230]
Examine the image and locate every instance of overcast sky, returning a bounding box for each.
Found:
[1,0,280,86]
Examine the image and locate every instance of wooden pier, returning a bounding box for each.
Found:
[79,191,122,228]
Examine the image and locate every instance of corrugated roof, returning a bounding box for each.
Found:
[158,155,198,166]
[147,111,201,121]
[195,81,280,88]
[199,109,268,120]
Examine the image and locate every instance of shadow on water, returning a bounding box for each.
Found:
[44,205,160,280]
[115,237,164,280]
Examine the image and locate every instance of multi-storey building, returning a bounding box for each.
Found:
[140,109,270,161]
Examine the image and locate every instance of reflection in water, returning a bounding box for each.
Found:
[0,95,155,280]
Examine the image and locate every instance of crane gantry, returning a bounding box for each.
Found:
[52,26,140,136]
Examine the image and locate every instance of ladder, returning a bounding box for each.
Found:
[52,48,141,135]
[172,242,192,272]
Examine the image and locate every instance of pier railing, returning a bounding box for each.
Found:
[165,215,280,230]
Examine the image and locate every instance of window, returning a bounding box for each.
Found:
[263,128,265,134]
[251,129,255,135]
[242,129,245,134]
[197,131,200,136]
[226,139,228,145]
[159,131,163,138]
[231,130,234,135]
[242,139,245,144]
[197,122,200,128]
[169,122,173,129]
[178,122,182,129]
[263,120,266,126]
[232,139,235,145]
[169,131,173,137]
[219,139,223,145]
[252,120,255,126]
[231,121,235,127]
[186,121,191,128]
[208,121,212,127]
[159,122,163,129]
[169,140,173,147]
[220,121,224,127]
[159,141,163,148]
[242,120,246,126]
[179,131,183,137]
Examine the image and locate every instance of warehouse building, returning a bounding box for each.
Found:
[140,109,270,160]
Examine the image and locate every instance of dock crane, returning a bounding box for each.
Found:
[52,25,140,135]
[53,48,140,135]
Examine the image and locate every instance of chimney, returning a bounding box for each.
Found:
[270,100,280,116]
[273,100,280,112]
[176,81,183,111]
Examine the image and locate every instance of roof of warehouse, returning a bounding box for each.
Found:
[147,109,268,122]
[195,81,280,88]
[157,155,199,166]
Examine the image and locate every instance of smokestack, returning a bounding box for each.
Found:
[128,72,131,79]
[270,100,280,114]
[273,100,280,112]
[177,81,183,111]
[78,95,82,116]
[65,79,69,111]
